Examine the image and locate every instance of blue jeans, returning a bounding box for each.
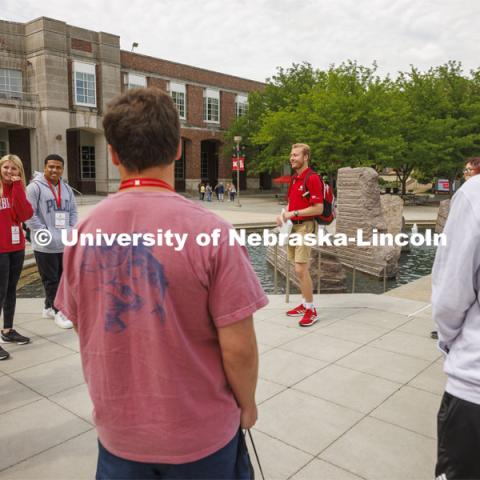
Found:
[96,429,253,479]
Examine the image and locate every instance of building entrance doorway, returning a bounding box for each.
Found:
[200,140,219,187]
[66,130,96,194]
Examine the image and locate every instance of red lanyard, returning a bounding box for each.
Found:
[119,178,174,191]
[46,179,62,208]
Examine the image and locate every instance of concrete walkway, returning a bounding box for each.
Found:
[75,194,439,228]
[22,194,439,271]
[0,293,443,479]
[385,274,432,304]
[7,194,442,478]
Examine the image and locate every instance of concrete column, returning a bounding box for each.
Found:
[94,133,118,193]
[37,111,68,176]
[29,128,40,174]
[185,137,201,192]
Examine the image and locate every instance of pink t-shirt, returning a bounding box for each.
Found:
[55,191,268,464]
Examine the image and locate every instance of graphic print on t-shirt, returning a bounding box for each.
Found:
[80,243,168,332]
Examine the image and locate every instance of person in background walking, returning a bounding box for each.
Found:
[200,183,206,201]
[215,182,225,202]
[230,183,236,202]
[206,183,213,202]
[0,155,34,359]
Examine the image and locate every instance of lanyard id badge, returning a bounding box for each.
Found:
[47,180,62,208]
[11,226,20,245]
[55,212,68,229]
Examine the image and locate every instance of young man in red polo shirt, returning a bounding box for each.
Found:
[276,143,324,327]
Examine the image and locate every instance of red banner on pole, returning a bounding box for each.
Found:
[232,156,245,171]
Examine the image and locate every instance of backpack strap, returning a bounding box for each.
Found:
[303,170,325,200]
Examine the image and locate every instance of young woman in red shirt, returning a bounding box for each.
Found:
[0,154,34,360]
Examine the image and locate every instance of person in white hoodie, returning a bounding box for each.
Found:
[432,168,480,479]
[26,154,77,329]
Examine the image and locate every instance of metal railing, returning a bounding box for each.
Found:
[271,241,398,302]
[69,185,83,197]
[340,256,392,294]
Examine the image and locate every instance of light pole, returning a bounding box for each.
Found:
[234,135,242,207]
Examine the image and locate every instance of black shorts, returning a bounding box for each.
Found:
[436,391,480,479]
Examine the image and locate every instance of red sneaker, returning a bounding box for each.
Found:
[299,308,318,327]
[286,304,306,317]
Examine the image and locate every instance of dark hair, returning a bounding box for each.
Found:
[44,154,65,165]
[103,87,180,172]
[467,157,480,169]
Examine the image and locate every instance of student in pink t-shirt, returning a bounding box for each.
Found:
[55,88,267,479]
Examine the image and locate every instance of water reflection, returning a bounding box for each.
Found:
[18,233,437,298]
[246,235,437,295]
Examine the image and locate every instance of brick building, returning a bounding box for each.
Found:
[0,16,265,194]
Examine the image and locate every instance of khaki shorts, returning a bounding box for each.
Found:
[287,221,317,264]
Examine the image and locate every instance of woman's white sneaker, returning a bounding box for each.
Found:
[54,311,73,329]
[42,307,55,319]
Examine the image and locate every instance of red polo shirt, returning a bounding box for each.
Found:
[287,168,324,221]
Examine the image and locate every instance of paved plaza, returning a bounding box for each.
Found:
[0,291,442,479]
[2,195,442,479]
[74,193,440,229]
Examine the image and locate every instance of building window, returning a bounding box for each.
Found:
[235,94,248,117]
[0,69,22,97]
[80,146,96,179]
[0,141,7,157]
[203,88,220,123]
[175,139,186,179]
[126,73,147,90]
[170,82,186,119]
[73,62,96,107]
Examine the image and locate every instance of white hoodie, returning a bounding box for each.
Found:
[432,174,480,404]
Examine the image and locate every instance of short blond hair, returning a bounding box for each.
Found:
[291,143,311,161]
[0,154,27,196]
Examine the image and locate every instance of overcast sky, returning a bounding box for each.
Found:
[2,0,479,83]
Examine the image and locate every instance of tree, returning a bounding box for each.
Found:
[225,62,320,174]
[225,60,480,194]
[295,62,404,175]
[397,62,480,194]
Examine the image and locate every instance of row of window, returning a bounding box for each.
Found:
[0,65,249,122]
[123,73,248,123]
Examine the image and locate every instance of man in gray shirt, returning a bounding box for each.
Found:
[432,171,480,478]
[26,154,77,329]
